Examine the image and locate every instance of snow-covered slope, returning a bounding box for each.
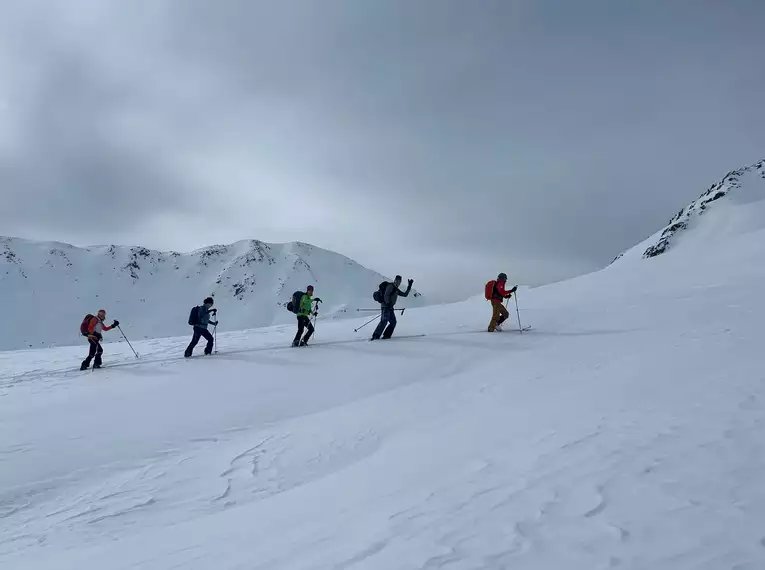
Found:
[0,237,423,351]
[2,164,765,568]
[613,158,765,264]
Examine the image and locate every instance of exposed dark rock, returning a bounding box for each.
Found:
[634,159,764,261]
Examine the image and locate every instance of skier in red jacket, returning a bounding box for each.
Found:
[487,273,517,332]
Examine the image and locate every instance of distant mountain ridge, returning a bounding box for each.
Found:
[612,158,765,264]
[0,237,423,350]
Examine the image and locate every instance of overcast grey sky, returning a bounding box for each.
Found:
[1,0,763,300]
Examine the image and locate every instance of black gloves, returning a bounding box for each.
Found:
[211,308,217,314]
[313,311,319,317]
[511,285,518,293]
[313,297,323,303]
[112,320,120,327]
[212,321,219,327]
[407,279,414,287]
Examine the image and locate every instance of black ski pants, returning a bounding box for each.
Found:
[82,334,104,368]
[294,315,314,345]
[372,306,397,339]
[185,326,214,357]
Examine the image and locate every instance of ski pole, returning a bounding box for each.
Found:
[514,293,524,334]
[118,325,140,358]
[354,314,380,332]
[312,300,319,341]
[212,308,219,353]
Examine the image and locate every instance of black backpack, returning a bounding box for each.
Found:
[286,290,304,314]
[188,306,200,326]
[373,281,389,304]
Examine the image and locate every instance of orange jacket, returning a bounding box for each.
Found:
[87,316,114,336]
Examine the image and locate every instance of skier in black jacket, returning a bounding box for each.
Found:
[185,297,218,357]
[371,275,413,340]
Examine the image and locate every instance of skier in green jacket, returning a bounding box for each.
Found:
[293,285,322,347]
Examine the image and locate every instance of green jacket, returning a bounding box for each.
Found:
[298,293,315,317]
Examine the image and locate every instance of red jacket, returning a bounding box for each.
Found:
[491,279,514,303]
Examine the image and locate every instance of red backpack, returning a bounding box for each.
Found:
[80,314,94,335]
[484,280,496,300]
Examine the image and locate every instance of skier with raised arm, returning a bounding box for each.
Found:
[371,275,413,340]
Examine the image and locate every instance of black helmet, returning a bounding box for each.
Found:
[204,297,214,305]
[497,273,507,281]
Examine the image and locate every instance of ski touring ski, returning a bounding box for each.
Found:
[496,324,532,333]
[297,334,426,348]
[368,334,426,343]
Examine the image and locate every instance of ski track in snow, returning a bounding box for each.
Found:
[2,217,765,568]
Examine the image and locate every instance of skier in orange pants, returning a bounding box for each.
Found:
[485,273,517,332]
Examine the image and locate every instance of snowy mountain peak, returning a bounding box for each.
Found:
[0,237,423,350]
[613,158,765,263]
